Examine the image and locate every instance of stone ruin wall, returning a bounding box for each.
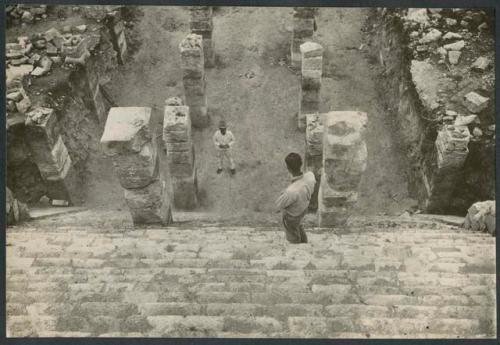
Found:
[370,8,495,215]
[6,5,128,205]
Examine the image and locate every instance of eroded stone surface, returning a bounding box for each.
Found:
[464,200,495,235]
[410,60,452,111]
[319,111,368,227]
[100,107,153,155]
[6,216,496,338]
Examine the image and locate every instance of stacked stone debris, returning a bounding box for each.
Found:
[319,111,368,227]
[6,75,31,118]
[463,200,495,236]
[101,107,172,226]
[180,34,209,128]
[189,6,215,68]
[6,5,48,25]
[305,113,324,210]
[298,42,323,131]
[24,107,79,204]
[104,9,128,64]
[163,98,198,210]
[291,7,317,68]
[374,8,494,213]
[5,25,101,86]
[6,188,31,225]
[425,125,471,210]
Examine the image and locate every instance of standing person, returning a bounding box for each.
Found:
[213,120,236,175]
[275,153,316,243]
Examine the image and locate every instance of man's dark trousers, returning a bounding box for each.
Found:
[282,211,308,243]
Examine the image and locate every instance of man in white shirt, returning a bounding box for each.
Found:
[213,120,236,175]
[275,152,316,243]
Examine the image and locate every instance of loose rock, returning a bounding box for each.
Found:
[443,40,465,51]
[448,50,461,65]
[463,91,489,113]
[471,56,490,71]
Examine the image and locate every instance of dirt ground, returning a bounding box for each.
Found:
[9,6,418,222]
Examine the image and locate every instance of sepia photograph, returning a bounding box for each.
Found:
[3,2,497,340]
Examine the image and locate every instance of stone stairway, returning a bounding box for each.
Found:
[6,215,496,338]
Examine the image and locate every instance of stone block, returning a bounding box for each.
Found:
[463,91,490,113]
[202,38,215,68]
[293,7,317,18]
[319,176,358,208]
[471,56,491,71]
[124,179,172,226]
[301,88,320,103]
[183,77,206,94]
[179,34,203,58]
[189,106,209,128]
[301,69,322,90]
[300,42,323,58]
[112,142,159,189]
[318,197,350,227]
[37,136,72,181]
[169,161,195,177]
[45,164,80,205]
[322,111,368,195]
[100,107,153,155]
[186,93,208,107]
[166,142,191,152]
[172,168,198,210]
[24,108,60,155]
[435,126,470,170]
[190,20,213,32]
[464,200,495,235]
[302,56,323,71]
[305,113,324,157]
[323,157,366,191]
[167,146,194,166]
[163,130,191,143]
[300,101,320,114]
[163,106,191,135]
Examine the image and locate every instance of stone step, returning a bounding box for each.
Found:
[287,316,491,337]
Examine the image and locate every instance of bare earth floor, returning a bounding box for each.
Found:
[85,7,417,218]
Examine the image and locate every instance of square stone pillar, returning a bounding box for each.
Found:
[101,107,173,226]
[291,7,317,68]
[299,42,323,130]
[24,107,80,204]
[180,34,209,128]
[305,113,324,210]
[163,98,198,210]
[190,6,215,68]
[318,111,368,227]
[426,125,471,211]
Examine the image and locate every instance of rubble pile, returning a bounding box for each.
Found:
[399,8,495,142]
[6,5,128,206]
[372,8,495,213]
[6,5,48,25]
[463,200,495,236]
[5,26,102,123]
